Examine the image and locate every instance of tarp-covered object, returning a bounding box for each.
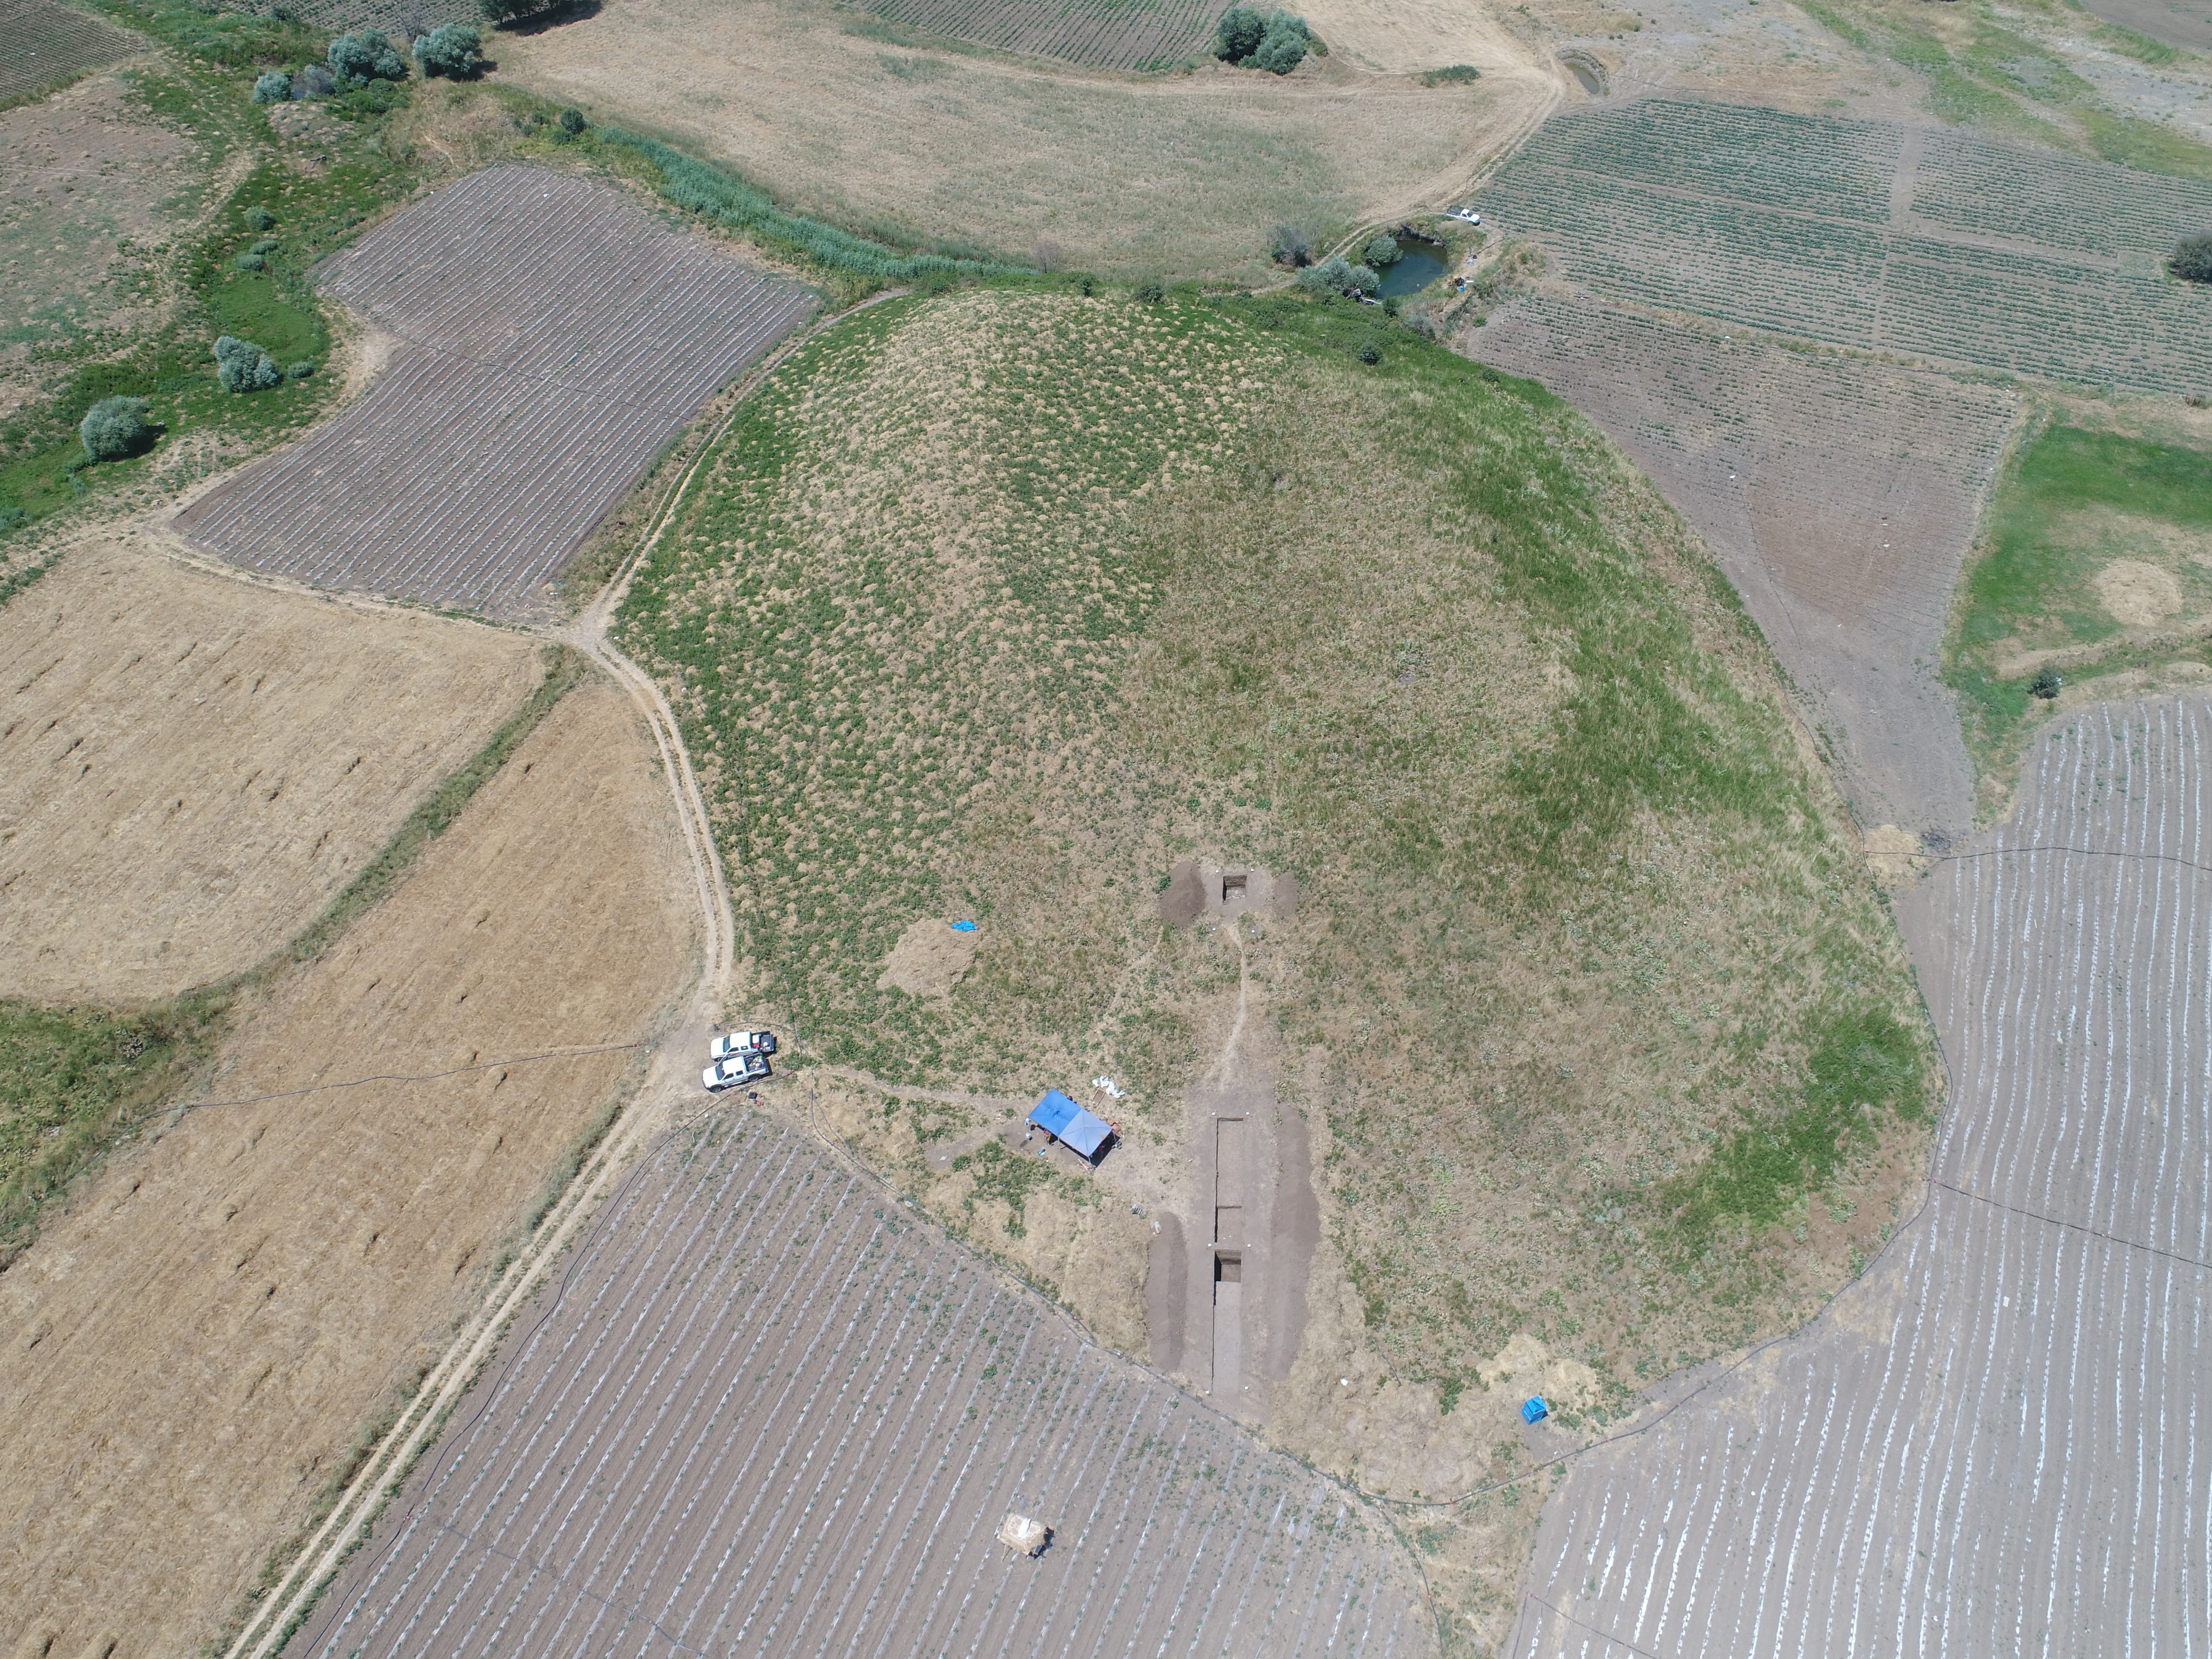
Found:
[1028,1089,1114,1158]
[998,1513,1051,1556]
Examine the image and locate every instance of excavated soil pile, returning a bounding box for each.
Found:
[0,679,693,1658]
[0,540,539,1001]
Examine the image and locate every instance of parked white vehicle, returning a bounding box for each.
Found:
[710,1029,778,1060]
[704,1053,770,1091]
[1450,207,1483,224]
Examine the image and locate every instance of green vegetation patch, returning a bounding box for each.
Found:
[1947,418,2212,807]
[620,285,1932,1400]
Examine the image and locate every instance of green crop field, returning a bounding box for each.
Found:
[617,284,1933,1452]
[1946,418,2212,801]
[1476,99,2212,399]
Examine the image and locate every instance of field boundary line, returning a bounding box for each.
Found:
[1931,1179,2212,1272]
[1510,1592,1663,1659]
[144,1042,643,1121]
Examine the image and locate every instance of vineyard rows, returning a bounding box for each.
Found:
[286,1111,1431,1659]
[177,167,811,618]
[1513,699,2212,1656]
[1468,292,2012,833]
[0,0,136,101]
[1477,100,2212,398]
[1909,128,2212,260]
[275,0,478,32]
[852,0,1232,70]
[1513,98,1901,224]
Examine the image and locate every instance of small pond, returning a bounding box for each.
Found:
[1377,239,1447,298]
[1564,58,1604,95]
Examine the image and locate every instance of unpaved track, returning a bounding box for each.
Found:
[1508,697,2212,1655]
[281,1110,1432,1659]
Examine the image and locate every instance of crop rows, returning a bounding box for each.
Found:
[855,0,1231,70]
[287,1110,1430,1659]
[274,0,479,34]
[1511,698,2212,1657]
[177,166,811,618]
[1467,292,2013,832]
[1477,100,2212,399]
[1909,128,2212,260]
[1513,98,1901,224]
[0,0,137,101]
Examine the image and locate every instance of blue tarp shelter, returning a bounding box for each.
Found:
[1029,1089,1115,1160]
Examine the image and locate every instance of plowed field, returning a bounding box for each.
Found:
[856,0,1228,70]
[0,676,694,1658]
[0,0,137,104]
[1466,294,2016,838]
[1474,99,2212,398]
[286,1108,1434,1659]
[175,166,813,618]
[0,538,540,1001]
[1510,696,2212,1655]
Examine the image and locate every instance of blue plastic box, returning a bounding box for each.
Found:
[1521,1396,1549,1424]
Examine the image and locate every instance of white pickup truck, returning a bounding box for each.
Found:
[703,1052,770,1091]
[709,1029,778,1060]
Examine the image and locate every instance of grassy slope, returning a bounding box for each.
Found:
[1947,417,2212,801]
[618,286,1934,1412]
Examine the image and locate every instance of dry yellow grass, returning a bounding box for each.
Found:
[0,539,542,1002]
[496,0,1553,281]
[0,677,693,1658]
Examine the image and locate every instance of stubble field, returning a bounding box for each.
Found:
[0,673,694,1658]
[495,0,1550,283]
[0,538,540,1001]
[176,166,813,618]
[1513,696,2212,1656]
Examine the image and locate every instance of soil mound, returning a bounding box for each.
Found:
[876,917,980,997]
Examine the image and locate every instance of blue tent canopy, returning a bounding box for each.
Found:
[1029,1089,1114,1159]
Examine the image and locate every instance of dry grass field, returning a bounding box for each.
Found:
[617,285,1934,1646]
[0,674,694,1659]
[495,0,1551,282]
[1516,696,2212,1655]
[0,538,542,1001]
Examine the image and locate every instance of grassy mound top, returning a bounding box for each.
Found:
[617,284,1932,1414]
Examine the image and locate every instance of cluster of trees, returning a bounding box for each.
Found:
[1297,253,1379,297]
[250,23,480,105]
[1212,7,1317,74]
[215,335,283,392]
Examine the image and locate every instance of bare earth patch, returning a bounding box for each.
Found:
[0,538,541,1002]
[876,915,980,996]
[0,675,694,1658]
[2095,556,2184,625]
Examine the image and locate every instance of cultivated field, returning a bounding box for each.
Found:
[495,0,1550,283]
[175,166,813,618]
[0,0,137,104]
[0,538,540,1001]
[1511,696,2212,1655]
[1465,293,2017,838]
[0,675,694,1657]
[1473,98,2212,397]
[286,1108,1434,1659]
[858,0,1230,70]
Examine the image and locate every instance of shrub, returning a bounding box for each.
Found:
[1251,15,1310,73]
[253,70,292,103]
[291,64,335,98]
[246,205,277,231]
[215,335,282,392]
[2031,666,2063,700]
[480,0,556,21]
[2172,232,2212,284]
[286,360,317,379]
[413,23,483,77]
[328,29,407,85]
[558,105,586,134]
[79,396,153,461]
[1357,340,1381,363]
[235,251,266,270]
[1422,63,1481,85]
[1296,253,1378,297]
[251,237,281,255]
[1132,279,1165,304]
[1032,233,1061,274]
[1269,223,1312,267]
[1364,234,1400,266]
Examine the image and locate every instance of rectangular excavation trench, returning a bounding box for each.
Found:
[1213,1116,1246,1398]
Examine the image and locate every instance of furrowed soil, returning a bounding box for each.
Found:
[495,0,1552,283]
[616,286,1934,1647]
[0,675,694,1658]
[0,538,541,1001]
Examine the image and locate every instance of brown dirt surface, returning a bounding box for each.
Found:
[0,674,694,1658]
[0,70,198,388]
[495,0,1554,283]
[0,538,542,1002]
[2078,0,2212,50]
[2094,555,2185,625]
[875,915,980,996]
[1464,292,2018,839]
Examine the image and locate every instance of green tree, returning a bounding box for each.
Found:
[328,29,407,85]
[80,397,153,461]
[1364,234,1401,266]
[413,23,483,78]
[2172,232,2212,284]
[252,70,291,103]
[215,336,282,392]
